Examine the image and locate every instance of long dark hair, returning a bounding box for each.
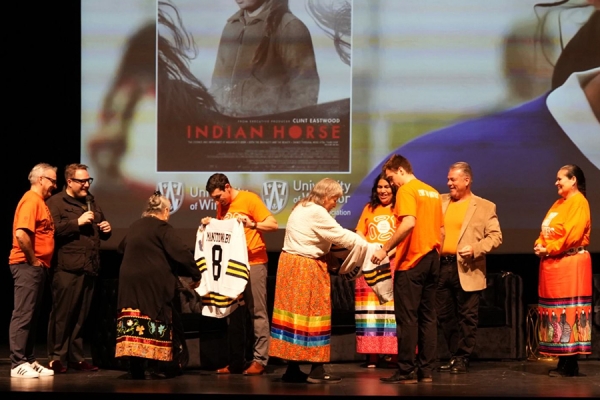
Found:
[157,0,219,128]
[367,173,397,212]
[100,22,156,124]
[306,0,351,65]
[561,164,587,197]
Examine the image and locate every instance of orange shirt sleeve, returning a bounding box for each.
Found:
[14,194,38,233]
[395,185,416,218]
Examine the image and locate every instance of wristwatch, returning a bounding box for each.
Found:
[251,221,257,230]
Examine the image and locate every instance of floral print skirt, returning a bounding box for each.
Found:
[115,308,173,361]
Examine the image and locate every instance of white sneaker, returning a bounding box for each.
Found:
[11,363,40,378]
[30,361,54,377]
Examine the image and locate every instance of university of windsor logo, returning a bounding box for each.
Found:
[261,180,288,214]
[157,182,185,214]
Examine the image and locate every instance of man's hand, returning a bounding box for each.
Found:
[238,215,255,229]
[457,245,473,259]
[201,217,212,225]
[78,211,94,226]
[31,258,44,267]
[98,221,111,233]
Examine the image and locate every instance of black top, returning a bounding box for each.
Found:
[117,216,200,321]
[46,189,111,276]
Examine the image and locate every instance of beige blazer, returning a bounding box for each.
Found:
[441,193,502,292]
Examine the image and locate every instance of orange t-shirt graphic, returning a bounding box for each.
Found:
[355,203,397,270]
[217,190,274,265]
[535,191,590,255]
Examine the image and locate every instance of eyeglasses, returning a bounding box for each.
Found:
[70,177,94,185]
[41,176,57,185]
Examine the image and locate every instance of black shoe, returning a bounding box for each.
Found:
[146,372,173,380]
[380,370,417,384]
[548,358,567,377]
[437,357,456,373]
[418,370,433,383]
[565,358,579,377]
[548,367,579,377]
[450,358,468,374]
[549,357,578,377]
[548,368,566,377]
[282,371,308,383]
[68,360,99,372]
[129,358,146,380]
[306,373,342,384]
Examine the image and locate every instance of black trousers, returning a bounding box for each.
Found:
[436,261,481,359]
[393,249,440,375]
[47,270,95,364]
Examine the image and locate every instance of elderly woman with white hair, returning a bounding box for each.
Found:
[115,191,200,380]
[269,178,362,384]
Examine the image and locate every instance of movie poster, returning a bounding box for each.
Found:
[157,0,352,173]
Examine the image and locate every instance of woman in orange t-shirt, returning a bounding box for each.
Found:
[534,164,592,377]
[354,173,398,368]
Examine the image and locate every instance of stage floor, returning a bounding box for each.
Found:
[1,356,599,399]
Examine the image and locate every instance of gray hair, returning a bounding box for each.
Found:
[142,191,171,217]
[449,161,473,180]
[28,163,57,185]
[295,178,343,209]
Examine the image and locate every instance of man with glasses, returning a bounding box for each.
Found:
[9,163,58,378]
[45,163,112,373]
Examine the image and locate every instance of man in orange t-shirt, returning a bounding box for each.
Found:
[202,173,278,376]
[371,154,444,384]
[8,163,57,379]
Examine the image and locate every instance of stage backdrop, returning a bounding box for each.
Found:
[81,0,599,253]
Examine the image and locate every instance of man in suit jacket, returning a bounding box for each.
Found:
[436,162,502,374]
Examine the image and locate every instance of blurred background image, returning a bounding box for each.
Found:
[80,0,597,252]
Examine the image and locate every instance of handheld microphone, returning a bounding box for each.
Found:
[86,195,93,213]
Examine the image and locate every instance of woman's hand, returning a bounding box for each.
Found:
[371,248,387,265]
[534,244,548,258]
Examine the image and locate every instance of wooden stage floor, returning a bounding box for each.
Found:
[1,355,599,399]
